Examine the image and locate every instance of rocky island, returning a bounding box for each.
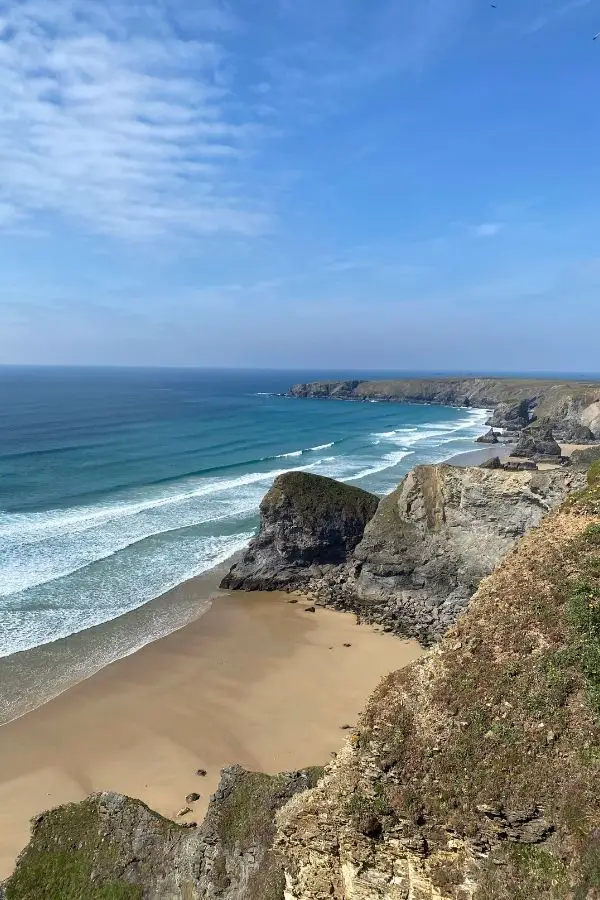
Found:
[4,377,600,900]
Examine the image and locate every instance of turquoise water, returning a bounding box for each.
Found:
[0,367,489,659]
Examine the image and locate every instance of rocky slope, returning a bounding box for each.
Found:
[221,471,379,591]
[285,377,600,440]
[223,463,586,644]
[512,421,563,460]
[1,766,323,900]
[277,462,600,899]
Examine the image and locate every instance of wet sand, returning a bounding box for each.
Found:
[0,590,421,879]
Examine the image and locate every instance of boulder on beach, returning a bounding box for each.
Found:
[479,456,502,469]
[476,428,499,445]
[512,421,562,460]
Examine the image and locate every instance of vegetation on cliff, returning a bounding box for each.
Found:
[221,471,379,590]
[264,471,379,531]
[2,769,323,900]
[2,795,171,900]
[287,376,600,440]
[278,463,600,899]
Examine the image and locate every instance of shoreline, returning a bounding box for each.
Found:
[0,590,421,879]
[0,434,497,730]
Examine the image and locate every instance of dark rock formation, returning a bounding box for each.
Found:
[488,398,532,431]
[480,455,502,469]
[2,765,323,900]
[476,428,499,444]
[308,464,584,644]
[512,421,562,460]
[571,445,600,468]
[277,476,600,899]
[220,472,378,591]
[504,459,539,471]
[221,464,585,645]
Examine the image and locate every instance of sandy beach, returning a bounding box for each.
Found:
[0,588,421,879]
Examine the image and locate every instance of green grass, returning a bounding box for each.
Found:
[568,577,600,723]
[3,800,153,900]
[267,471,379,527]
[479,846,569,900]
[588,461,600,488]
[5,852,142,900]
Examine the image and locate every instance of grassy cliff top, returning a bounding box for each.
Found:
[264,471,379,525]
[289,376,600,412]
[2,794,175,900]
[346,462,600,897]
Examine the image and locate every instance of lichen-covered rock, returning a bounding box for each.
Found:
[277,478,600,899]
[221,472,379,591]
[2,766,323,900]
[512,422,562,460]
[309,463,585,644]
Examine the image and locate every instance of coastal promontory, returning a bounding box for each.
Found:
[221,471,379,591]
[222,462,587,643]
[285,376,600,441]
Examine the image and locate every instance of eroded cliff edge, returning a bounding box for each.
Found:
[285,377,600,441]
[222,464,586,644]
[276,461,600,899]
[1,765,324,900]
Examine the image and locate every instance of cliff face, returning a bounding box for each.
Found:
[324,464,584,644]
[221,471,379,592]
[222,464,586,644]
[1,766,323,900]
[277,469,600,899]
[286,377,600,441]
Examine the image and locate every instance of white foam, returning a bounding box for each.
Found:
[0,529,255,658]
[309,442,335,451]
[345,450,414,481]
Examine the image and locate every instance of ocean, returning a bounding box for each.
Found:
[0,367,489,718]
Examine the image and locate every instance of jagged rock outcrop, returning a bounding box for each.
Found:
[221,472,379,591]
[308,464,585,644]
[277,470,600,898]
[286,377,600,441]
[220,464,585,645]
[1,766,323,900]
[475,428,499,444]
[487,398,532,431]
[512,421,562,460]
[479,456,502,469]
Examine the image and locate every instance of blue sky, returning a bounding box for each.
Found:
[1,0,599,371]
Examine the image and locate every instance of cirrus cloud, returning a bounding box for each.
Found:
[0,0,269,240]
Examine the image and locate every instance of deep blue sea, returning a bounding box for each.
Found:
[0,367,490,661]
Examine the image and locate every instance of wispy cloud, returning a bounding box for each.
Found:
[0,0,268,241]
[262,0,474,117]
[523,0,593,34]
[472,222,503,238]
